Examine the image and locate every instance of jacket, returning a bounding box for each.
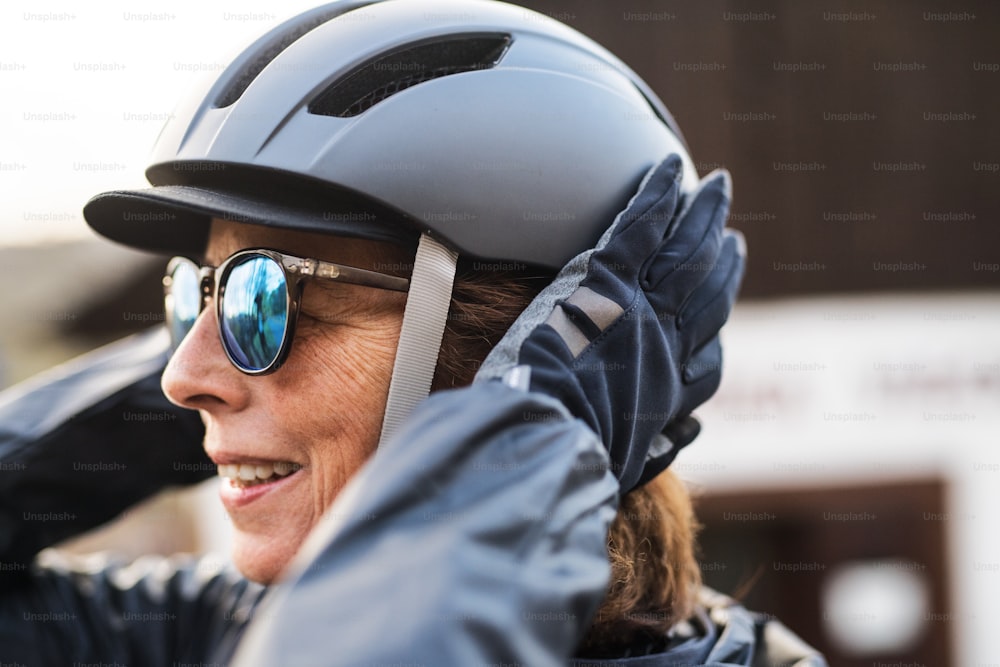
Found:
[0,331,825,666]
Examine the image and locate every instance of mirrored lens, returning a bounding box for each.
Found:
[220,255,288,372]
[166,260,201,348]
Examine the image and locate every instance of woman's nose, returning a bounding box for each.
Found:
[161,306,250,413]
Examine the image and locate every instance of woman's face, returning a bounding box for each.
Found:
[161,219,407,583]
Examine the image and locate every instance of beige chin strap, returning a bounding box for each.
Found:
[378,234,459,446]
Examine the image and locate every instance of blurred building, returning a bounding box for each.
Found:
[511,2,998,663]
[682,293,998,665]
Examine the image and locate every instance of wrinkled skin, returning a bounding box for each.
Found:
[161,219,408,583]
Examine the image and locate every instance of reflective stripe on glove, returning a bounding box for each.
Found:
[476,154,746,492]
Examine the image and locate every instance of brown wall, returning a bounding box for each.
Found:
[520,0,1000,297]
[696,479,952,665]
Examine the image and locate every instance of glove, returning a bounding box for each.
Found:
[0,328,209,583]
[476,154,746,492]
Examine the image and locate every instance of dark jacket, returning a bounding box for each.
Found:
[0,331,825,666]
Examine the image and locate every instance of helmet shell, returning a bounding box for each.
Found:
[85,0,697,269]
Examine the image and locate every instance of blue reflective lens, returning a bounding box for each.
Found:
[167,260,200,348]
[220,255,288,372]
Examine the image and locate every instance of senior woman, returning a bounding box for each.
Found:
[0,1,825,665]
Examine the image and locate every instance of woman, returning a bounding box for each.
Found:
[0,1,824,664]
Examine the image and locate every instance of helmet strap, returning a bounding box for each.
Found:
[378,233,458,446]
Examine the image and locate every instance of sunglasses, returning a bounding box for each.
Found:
[163,248,409,375]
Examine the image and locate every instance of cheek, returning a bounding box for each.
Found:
[302,320,401,514]
[321,326,399,400]
[277,315,402,452]
[312,315,400,399]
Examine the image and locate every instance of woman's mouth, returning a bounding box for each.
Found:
[217,462,303,488]
[216,461,305,509]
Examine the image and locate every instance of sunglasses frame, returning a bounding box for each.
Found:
[163,248,410,375]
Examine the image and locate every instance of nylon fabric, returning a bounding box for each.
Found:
[378,233,458,445]
[565,286,625,333]
[545,306,592,357]
[477,156,746,491]
[233,382,619,667]
[473,155,665,382]
[0,329,208,587]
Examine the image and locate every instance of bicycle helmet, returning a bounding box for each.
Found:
[84,0,698,444]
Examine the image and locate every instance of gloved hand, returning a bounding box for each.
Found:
[476,154,746,492]
[0,328,209,581]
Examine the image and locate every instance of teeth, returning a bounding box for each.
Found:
[217,461,302,486]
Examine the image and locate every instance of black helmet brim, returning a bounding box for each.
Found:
[83,165,423,257]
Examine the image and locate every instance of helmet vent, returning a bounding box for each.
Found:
[215,7,349,109]
[309,34,512,117]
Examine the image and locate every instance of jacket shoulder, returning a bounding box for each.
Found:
[752,616,828,667]
[698,588,827,667]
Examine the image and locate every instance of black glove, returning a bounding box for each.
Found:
[476,155,746,491]
[0,328,209,583]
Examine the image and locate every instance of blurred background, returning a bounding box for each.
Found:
[1,1,998,664]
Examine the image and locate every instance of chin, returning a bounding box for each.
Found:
[231,530,301,584]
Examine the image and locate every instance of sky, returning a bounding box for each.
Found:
[0,0,324,246]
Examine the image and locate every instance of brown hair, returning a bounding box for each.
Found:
[431,263,703,654]
[430,258,552,391]
[576,470,702,657]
